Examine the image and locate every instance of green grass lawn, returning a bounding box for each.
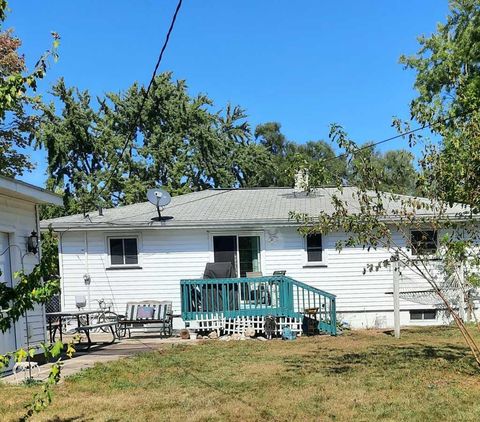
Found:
[2,326,480,421]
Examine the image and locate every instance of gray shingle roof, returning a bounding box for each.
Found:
[41,187,468,230]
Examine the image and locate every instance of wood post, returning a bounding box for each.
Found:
[458,262,466,322]
[392,257,401,339]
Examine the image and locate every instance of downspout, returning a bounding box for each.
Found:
[58,230,65,310]
[35,204,46,345]
[84,231,91,309]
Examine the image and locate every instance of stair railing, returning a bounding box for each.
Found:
[180,275,336,335]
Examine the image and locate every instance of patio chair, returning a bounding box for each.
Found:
[117,300,173,338]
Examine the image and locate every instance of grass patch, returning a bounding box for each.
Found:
[1,326,480,421]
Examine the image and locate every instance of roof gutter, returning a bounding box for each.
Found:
[0,176,63,205]
[40,213,479,232]
[40,219,300,232]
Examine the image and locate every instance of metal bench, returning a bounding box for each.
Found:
[118,301,173,338]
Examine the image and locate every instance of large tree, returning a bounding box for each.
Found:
[292,0,480,367]
[253,122,348,187]
[400,0,480,210]
[253,122,291,186]
[37,74,271,217]
[216,105,274,188]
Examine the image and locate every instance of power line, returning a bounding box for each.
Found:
[303,123,431,187]
[322,124,427,165]
[305,109,478,193]
[96,0,183,201]
[317,124,427,170]
[318,110,475,168]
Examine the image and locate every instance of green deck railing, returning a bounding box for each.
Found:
[180,275,336,335]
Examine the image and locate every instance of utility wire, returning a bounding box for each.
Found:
[321,124,427,166]
[318,110,474,168]
[95,0,183,202]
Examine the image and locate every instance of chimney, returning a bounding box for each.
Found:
[294,168,309,192]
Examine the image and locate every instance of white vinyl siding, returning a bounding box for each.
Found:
[0,232,16,355]
[0,194,46,353]
[262,227,436,313]
[60,230,210,316]
[58,225,438,325]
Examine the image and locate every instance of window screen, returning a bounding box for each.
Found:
[124,238,138,265]
[411,230,437,255]
[410,310,437,320]
[109,238,138,265]
[306,234,323,262]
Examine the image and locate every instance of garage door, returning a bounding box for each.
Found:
[0,232,17,356]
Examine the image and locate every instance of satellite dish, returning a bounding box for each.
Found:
[147,188,171,207]
[147,188,171,220]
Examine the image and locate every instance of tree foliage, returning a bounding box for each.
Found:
[0,4,68,417]
[293,124,480,366]
[294,0,480,366]
[254,121,417,192]
[400,0,480,210]
[0,0,59,177]
[37,74,273,217]
[344,143,417,195]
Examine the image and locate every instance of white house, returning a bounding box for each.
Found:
[0,176,63,363]
[41,186,471,332]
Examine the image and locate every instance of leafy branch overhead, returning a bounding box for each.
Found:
[292,123,480,365]
[0,0,59,177]
[292,0,480,367]
[400,0,480,211]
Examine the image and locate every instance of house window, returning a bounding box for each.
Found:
[411,230,438,255]
[410,310,436,321]
[109,238,138,266]
[306,234,323,262]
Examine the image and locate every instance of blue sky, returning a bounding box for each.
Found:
[6,0,450,186]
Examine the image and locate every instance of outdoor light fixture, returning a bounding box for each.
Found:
[27,231,39,254]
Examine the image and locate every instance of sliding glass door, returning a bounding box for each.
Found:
[213,234,261,277]
[238,236,260,277]
[213,235,237,274]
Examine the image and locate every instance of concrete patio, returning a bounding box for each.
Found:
[2,333,198,384]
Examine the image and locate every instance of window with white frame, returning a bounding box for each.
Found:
[306,233,323,262]
[410,230,438,256]
[108,237,138,266]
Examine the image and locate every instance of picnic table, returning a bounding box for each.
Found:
[46,310,118,349]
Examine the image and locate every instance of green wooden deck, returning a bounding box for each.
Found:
[180,275,336,335]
